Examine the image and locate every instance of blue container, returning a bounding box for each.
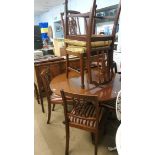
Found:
[41,33,48,39]
[39,22,48,39]
[39,22,48,28]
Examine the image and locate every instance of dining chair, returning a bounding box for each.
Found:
[62,0,121,88]
[60,90,107,155]
[40,68,63,124]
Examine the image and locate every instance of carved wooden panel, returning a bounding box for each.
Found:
[68,17,78,35]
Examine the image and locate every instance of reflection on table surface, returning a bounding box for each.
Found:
[51,71,121,102]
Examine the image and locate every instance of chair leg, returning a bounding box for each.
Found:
[66,53,69,78]
[47,103,51,124]
[80,53,85,88]
[34,83,40,104]
[94,132,99,155]
[65,123,70,155]
[91,132,95,144]
[86,49,92,84]
[52,104,55,111]
[40,91,45,113]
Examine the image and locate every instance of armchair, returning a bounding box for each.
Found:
[60,89,107,155]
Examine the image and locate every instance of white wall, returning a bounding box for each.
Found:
[34,0,119,37]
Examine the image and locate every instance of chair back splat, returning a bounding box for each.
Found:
[62,0,121,87]
[40,68,53,103]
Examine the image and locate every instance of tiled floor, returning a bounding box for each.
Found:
[34,98,119,155]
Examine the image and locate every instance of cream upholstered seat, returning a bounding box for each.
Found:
[65,38,112,48]
[65,38,112,54]
[66,45,111,54]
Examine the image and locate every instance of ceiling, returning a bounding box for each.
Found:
[34,0,64,16]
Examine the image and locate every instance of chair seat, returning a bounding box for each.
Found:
[66,45,111,54]
[69,102,105,128]
[65,38,112,48]
[51,94,74,104]
[50,94,63,103]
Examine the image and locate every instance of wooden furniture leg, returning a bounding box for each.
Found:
[66,53,69,78]
[47,102,51,124]
[39,89,45,113]
[65,123,70,155]
[95,132,99,155]
[52,104,55,111]
[80,53,85,88]
[34,83,40,104]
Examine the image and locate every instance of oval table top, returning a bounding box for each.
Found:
[51,71,121,102]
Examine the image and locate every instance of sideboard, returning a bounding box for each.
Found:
[34,56,80,112]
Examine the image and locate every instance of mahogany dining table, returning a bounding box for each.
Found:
[50,71,121,107]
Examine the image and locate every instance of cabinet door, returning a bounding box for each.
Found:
[49,62,66,78]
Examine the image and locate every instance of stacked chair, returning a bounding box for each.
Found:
[61,0,121,88]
